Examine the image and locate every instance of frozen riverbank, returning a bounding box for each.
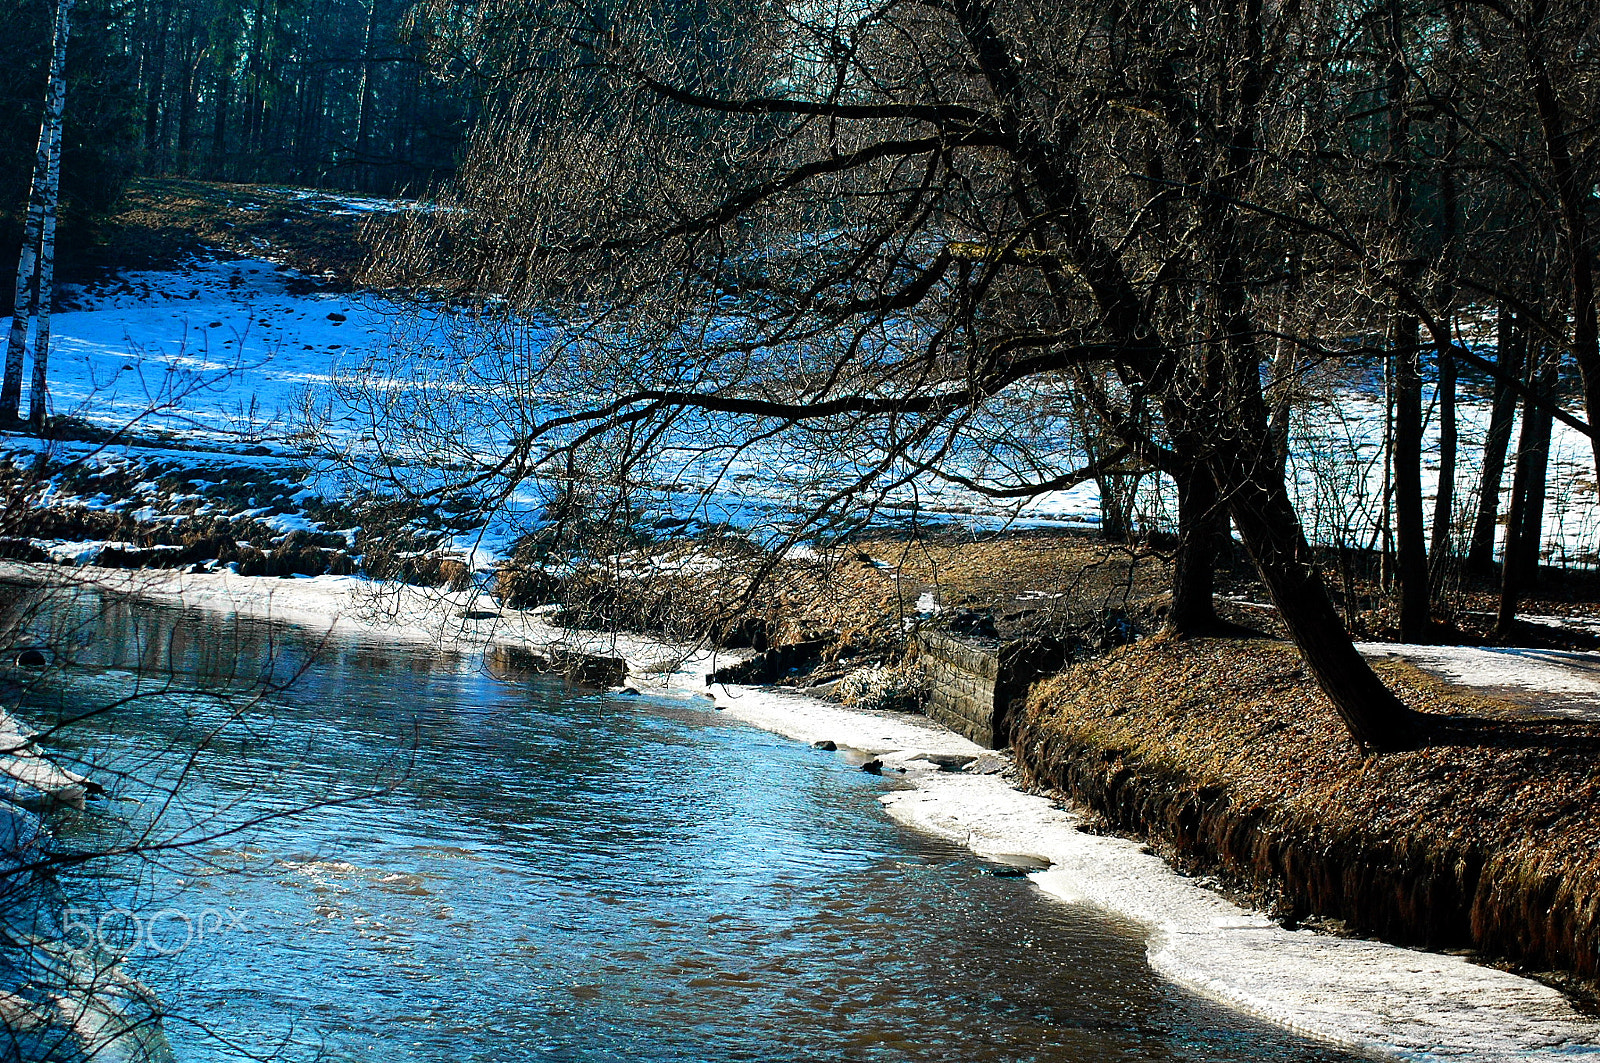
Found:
[0,700,173,1062]
[12,562,1600,1061]
[694,683,1600,1061]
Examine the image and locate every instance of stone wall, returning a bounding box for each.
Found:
[915,631,1069,748]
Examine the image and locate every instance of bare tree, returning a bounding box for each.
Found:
[3,0,74,429]
[340,0,1498,749]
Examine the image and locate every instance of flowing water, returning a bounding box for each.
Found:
[7,585,1363,1063]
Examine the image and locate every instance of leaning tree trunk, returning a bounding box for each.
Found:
[1468,308,1525,572]
[3,0,73,427]
[1213,448,1421,751]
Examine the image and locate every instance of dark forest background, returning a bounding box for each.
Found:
[0,0,475,288]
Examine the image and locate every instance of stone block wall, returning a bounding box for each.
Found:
[915,631,1069,748]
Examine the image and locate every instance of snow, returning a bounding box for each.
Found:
[7,243,1600,567]
[1360,641,1600,716]
[37,540,135,566]
[264,187,426,216]
[42,257,403,442]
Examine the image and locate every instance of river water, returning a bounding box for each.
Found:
[10,586,1361,1063]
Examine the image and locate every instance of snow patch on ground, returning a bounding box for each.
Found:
[888,779,1600,1062]
[15,246,1600,564]
[1360,641,1600,715]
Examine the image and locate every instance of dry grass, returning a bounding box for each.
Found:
[71,177,373,286]
[1014,637,1600,990]
[500,527,1242,662]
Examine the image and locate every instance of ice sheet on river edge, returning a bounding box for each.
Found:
[18,562,1600,1062]
[0,710,174,1061]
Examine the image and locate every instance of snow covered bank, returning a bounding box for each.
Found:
[699,679,1600,1061]
[690,676,1600,1060]
[888,777,1600,1061]
[18,562,1600,1061]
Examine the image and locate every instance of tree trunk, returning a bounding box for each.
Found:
[210,67,230,179]
[1214,449,1421,751]
[3,0,73,425]
[355,0,381,190]
[1496,351,1556,635]
[28,89,66,432]
[1392,316,1429,641]
[176,12,198,175]
[1430,337,1457,562]
[1164,461,1224,636]
[142,0,170,167]
[1379,346,1395,587]
[1467,308,1525,572]
[1513,355,1555,587]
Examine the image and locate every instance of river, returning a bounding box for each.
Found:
[9,585,1361,1062]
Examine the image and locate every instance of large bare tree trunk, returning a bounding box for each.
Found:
[1468,308,1525,572]
[1214,449,1421,750]
[1164,461,1225,637]
[3,0,73,427]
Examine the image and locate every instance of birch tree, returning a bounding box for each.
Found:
[3,0,74,429]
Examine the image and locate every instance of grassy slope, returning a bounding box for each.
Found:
[1014,636,1600,994]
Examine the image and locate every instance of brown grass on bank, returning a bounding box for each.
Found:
[493,528,1203,666]
[72,177,372,285]
[1014,637,1600,991]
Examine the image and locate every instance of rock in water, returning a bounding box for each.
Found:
[908,752,976,772]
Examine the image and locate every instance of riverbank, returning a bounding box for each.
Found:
[1012,638,1600,994]
[13,562,1600,1061]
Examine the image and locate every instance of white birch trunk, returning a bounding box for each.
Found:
[28,94,66,430]
[3,118,53,422]
[3,0,73,428]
